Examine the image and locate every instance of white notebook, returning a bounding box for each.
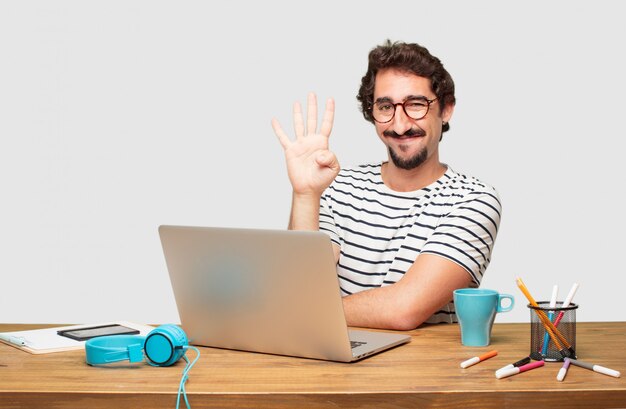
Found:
[0,321,154,354]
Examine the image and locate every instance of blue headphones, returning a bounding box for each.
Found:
[85,324,188,366]
[85,324,200,409]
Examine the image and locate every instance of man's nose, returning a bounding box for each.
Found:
[391,105,413,135]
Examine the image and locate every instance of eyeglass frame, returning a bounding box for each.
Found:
[370,96,438,124]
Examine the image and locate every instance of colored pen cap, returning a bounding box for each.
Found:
[495,367,519,379]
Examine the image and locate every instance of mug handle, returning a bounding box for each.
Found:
[496,294,515,312]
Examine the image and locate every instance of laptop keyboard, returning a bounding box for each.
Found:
[350,340,368,349]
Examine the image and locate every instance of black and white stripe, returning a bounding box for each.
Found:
[320,163,502,324]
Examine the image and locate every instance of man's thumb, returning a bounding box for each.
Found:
[316,151,339,170]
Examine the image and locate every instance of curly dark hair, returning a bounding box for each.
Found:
[357,40,456,133]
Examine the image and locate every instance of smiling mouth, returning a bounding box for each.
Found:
[391,134,422,140]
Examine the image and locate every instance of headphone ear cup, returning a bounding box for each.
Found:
[160,324,188,348]
[144,324,188,367]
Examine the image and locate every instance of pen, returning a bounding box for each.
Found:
[568,359,621,378]
[541,284,559,355]
[460,350,498,368]
[496,360,544,379]
[0,334,28,346]
[495,356,531,377]
[557,358,571,381]
[516,277,575,357]
[553,283,579,328]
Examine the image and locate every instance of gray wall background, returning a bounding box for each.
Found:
[1,1,624,324]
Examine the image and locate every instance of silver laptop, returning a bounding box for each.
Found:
[159,225,410,362]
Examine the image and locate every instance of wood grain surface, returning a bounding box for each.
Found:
[1,322,624,408]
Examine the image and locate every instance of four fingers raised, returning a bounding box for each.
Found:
[272,93,335,146]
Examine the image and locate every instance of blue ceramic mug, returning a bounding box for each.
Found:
[453,288,514,346]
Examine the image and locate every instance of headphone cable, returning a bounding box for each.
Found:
[176,346,200,409]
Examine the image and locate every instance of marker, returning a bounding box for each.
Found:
[569,359,621,378]
[541,285,559,355]
[460,350,498,368]
[562,283,579,307]
[496,360,544,379]
[553,283,579,327]
[557,358,571,381]
[495,356,531,377]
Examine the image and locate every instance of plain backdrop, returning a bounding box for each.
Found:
[1,1,624,324]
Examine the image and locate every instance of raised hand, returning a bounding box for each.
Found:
[272,93,340,196]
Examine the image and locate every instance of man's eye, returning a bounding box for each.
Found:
[377,104,393,112]
[405,101,426,109]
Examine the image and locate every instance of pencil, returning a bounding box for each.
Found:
[516,277,576,358]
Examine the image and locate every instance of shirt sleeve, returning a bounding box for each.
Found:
[319,191,341,247]
[420,190,502,285]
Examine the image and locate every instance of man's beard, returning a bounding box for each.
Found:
[384,127,428,170]
[388,146,428,170]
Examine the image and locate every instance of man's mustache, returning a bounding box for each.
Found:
[383,128,426,138]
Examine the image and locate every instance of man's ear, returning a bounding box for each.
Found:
[441,102,454,124]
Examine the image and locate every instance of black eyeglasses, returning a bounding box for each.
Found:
[372,97,438,124]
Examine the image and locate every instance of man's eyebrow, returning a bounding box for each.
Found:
[404,94,429,101]
[374,95,429,104]
[374,96,393,104]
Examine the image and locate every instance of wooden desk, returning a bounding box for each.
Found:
[1,322,624,408]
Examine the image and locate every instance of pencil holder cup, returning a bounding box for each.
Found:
[528,301,578,362]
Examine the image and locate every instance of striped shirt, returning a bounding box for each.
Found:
[319,163,502,324]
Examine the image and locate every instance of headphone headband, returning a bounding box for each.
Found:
[85,335,147,365]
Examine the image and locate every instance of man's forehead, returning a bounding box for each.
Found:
[374,68,434,98]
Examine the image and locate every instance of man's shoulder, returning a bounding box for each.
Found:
[434,167,501,212]
[440,167,499,196]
